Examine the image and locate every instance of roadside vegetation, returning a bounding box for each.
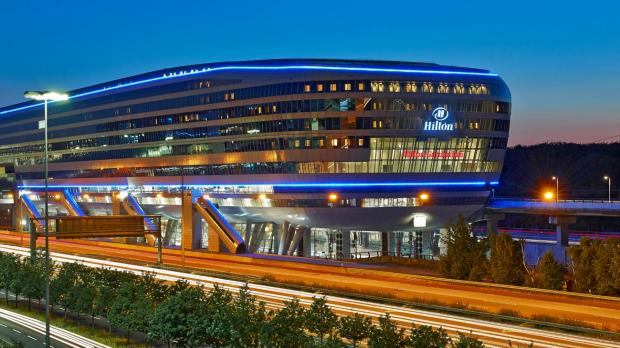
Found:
[439,214,620,298]
[0,248,498,347]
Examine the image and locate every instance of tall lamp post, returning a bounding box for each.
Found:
[24,91,68,348]
[552,176,559,203]
[604,176,611,203]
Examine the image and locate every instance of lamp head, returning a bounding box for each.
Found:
[420,193,429,200]
[544,192,554,200]
[24,91,69,101]
[552,176,556,180]
[604,176,609,180]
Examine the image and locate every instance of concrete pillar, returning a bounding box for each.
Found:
[439,229,448,255]
[244,220,252,245]
[270,223,280,254]
[482,213,505,236]
[422,231,433,258]
[302,228,312,258]
[183,190,203,250]
[341,231,351,259]
[361,232,370,247]
[277,220,291,255]
[381,232,396,256]
[550,215,576,247]
[287,226,305,256]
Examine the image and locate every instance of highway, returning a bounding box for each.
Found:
[0,306,110,348]
[0,244,616,348]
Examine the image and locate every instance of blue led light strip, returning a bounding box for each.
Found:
[19,181,490,188]
[1,65,498,115]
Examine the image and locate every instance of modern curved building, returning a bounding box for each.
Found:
[0,59,511,258]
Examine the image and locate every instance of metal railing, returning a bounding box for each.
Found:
[308,251,436,261]
[491,197,620,204]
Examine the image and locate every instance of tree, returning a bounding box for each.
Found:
[139,271,167,306]
[227,283,268,348]
[537,250,566,290]
[408,324,451,348]
[591,237,620,296]
[109,282,153,345]
[567,237,598,294]
[260,297,311,348]
[338,313,372,348]
[148,285,207,348]
[0,252,20,305]
[439,214,490,281]
[52,261,82,320]
[8,256,25,308]
[0,338,25,348]
[451,331,485,348]
[489,232,524,285]
[200,284,235,347]
[22,248,53,311]
[305,296,338,346]
[367,313,407,348]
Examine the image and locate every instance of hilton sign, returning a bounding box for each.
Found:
[424,107,453,131]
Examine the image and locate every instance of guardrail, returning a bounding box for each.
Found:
[308,251,436,261]
[491,198,620,204]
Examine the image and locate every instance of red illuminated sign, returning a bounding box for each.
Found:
[402,151,464,158]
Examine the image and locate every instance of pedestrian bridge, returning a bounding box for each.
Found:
[486,198,620,217]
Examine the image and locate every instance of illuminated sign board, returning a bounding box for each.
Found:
[402,151,464,158]
[424,107,453,131]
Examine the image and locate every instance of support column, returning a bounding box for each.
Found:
[244,220,252,245]
[439,229,448,256]
[301,228,312,258]
[277,220,291,255]
[287,227,305,256]
[183,190,203,250]
[482,213,505,236]
[111,190,125,243]
[422,230,433,258]
[341,231,351,259]
[381,232,396,256]
[549,215,576,247]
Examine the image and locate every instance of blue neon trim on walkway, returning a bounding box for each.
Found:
[0,64,498,115]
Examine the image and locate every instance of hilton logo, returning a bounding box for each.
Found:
[425,107,453,131]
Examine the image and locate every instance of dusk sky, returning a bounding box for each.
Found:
[1,0,618,146]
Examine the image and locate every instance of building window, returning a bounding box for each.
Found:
[358,83,364,90]
[344,83,351,91]
[114,109,119,115]
[371,82,378,92]
[258,107,262,114]
[330,84,337,91]
[319,139,325,146]
[358,138,364,146]
[317,84,324,92]
[273,105,277,113]
[373,102,377,110]
[453,84,465,94]
[295,140,300,147]
[231,93,235,100]
[305,85,311,92]
[126,107,131,114]
[378,83,385,92]
[306,139,311,147]
[332,139,338,146]
[225,94,229,100]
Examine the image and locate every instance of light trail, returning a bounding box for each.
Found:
[0,244,616,348]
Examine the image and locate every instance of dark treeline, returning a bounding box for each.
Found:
[0,248,508,348]
[442,216,620,297]
[494,142,620,231]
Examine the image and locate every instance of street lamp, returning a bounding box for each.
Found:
[544,192,554,200]
[24,90,68,348]
[604,176,611,203]
[552,176,558,203]
[420,193,429,206]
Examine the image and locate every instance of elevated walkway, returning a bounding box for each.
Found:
[122,194,157,246]
[195,197,246,254]
[487,198,620,217]
[59,190,86,216]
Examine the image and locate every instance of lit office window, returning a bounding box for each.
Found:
[330,84,337,91]
[317,84,324,92]
[305,139,311,147]
[371,82,378,92]
[231,93,234,100]
[295,140,300,147]
[319,139,325,146]
[273,105,277,113]
[225,94,229,100]
[378,83,384,92]
[358,138,364,146]
[126,107,131,113]
[358,83,364,90]
[389,84,394,92]
[258,107,262,114]
[305,85,311,92]
[344,83,351,91]
[332,139,338,146]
